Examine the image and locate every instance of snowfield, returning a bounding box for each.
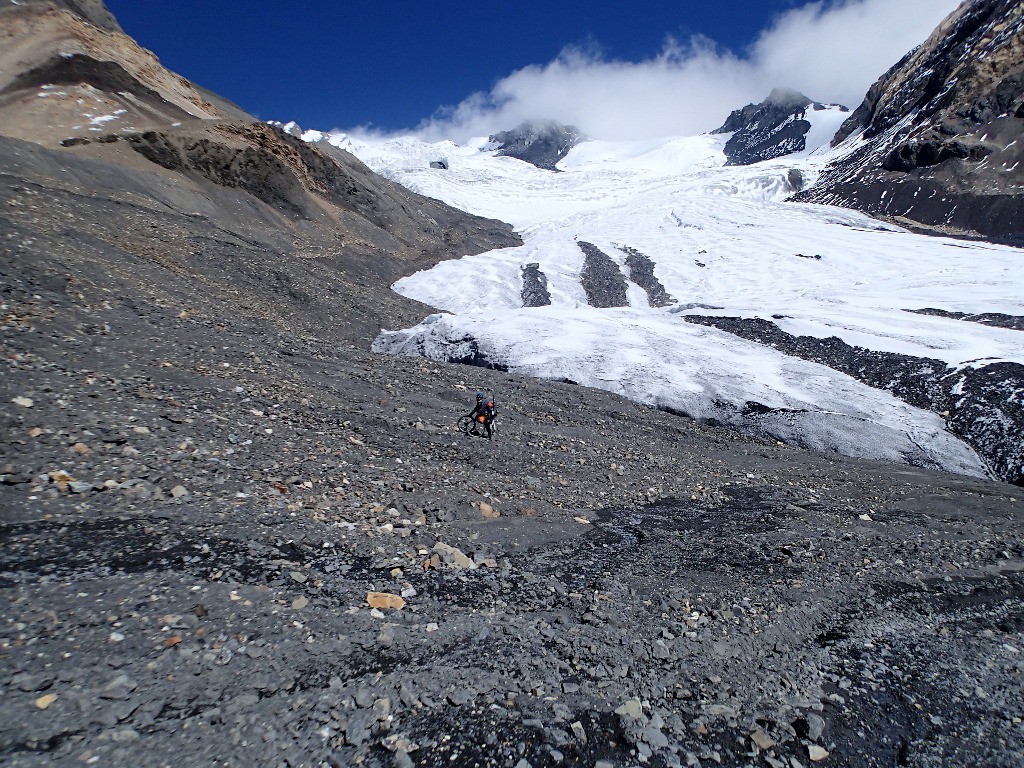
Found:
[303,114,1023,478]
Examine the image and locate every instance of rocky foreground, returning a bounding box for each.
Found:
[4,262,1024,768]
[3,141,1024,768]
[2,0,1024,761]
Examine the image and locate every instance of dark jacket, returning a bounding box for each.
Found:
[470,399,495,421]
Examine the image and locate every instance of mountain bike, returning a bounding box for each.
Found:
[457,414,494,437]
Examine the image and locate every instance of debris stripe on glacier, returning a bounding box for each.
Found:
[325,121,1020,476]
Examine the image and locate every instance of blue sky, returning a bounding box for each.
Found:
[105,0,960,141]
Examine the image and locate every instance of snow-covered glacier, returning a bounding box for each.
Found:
[307,116,1024,480]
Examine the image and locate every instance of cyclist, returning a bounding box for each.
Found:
[468,392,496,439]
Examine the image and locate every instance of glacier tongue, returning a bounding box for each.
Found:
[327,127,1023,479]
[372,308,987,478]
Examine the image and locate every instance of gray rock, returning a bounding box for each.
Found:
[713,88,840,166]
[578,241,628,308]
[345,712,374,746]
[521,263,552,308]
[620,247,674,307]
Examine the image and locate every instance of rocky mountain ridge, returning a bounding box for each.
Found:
[712,88,847,166]
[794,0,1024,244]
[0,0,251,145]
[10,0,122,31]
[0,0,521,333]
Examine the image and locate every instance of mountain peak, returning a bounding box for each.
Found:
[487,120,588,171]
[2,0,123,32]
[765,87,811,111]
[713,89,847,166]
[796,0,1024,244]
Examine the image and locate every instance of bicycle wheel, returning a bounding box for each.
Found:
[457,415,474,435]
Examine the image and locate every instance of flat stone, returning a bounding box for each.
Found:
[804,713,825,741]
[381,734,418,753]
[345,712,374,746]
[447,687,474,705]
[15,674,54,692]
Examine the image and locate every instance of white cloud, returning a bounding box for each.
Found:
[389,0,962,143]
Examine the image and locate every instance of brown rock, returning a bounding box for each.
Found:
[367,592,405,610]
[423,553,441,571]
[432,542,476,570]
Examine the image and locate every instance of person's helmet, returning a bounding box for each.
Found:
[476,392,485,399]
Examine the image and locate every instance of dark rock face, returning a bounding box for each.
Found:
[488,120,588,171]
[619,247,674,307]
[795,0,1024,244]
[1,54,176,109]
[577,241,628,308]
[685,315,1024,486]
[520,263,552,307]
[713,88,844,166]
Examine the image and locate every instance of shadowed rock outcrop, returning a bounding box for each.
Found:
[795,0,1024,244]
[713,88,846,166]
